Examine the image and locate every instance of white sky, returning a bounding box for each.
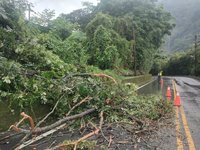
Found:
[28,0,98,16]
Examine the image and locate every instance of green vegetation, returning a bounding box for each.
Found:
[0,1,175,142]
[0,0,173,111]
[150,52,169,75]
[151,46,200,76]
[123,74,152,86]
[0,1,177,149]
[65,0,174,73]
[53,95,173,149]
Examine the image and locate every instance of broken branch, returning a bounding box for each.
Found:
[63,73,117,84]
[33,108,96,133]
[50,111,104,150]
[50,128,100,150]
[19,94,66,144]
[15,124,66,150]
[66,96,93,116]
[92,74,117,84]
[20,112,35,130]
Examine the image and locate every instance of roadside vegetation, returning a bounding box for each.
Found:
[151,46,200,76]
[0,0,175,149]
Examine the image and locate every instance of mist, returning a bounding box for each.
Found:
[159,0,200,51]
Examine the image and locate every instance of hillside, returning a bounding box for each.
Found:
[160,0,200,51]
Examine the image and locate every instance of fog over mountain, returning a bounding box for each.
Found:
[160,0,200,51]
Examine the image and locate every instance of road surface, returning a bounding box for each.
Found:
[175,77,200,150]
[142,76,200,150]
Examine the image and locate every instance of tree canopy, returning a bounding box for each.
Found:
[0,0,173,111]
[62,0,174,72]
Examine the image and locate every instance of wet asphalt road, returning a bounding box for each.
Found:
[174,77,200,150]
[146,76,200,150]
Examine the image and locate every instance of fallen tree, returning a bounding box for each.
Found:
[4,71,173,150]
[10,108,95,150]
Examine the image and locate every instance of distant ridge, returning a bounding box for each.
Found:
[160,0,200,52]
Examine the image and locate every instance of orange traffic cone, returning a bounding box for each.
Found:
[166,86,171,98]
[174,92,181,107]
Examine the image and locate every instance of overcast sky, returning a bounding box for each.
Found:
[28,0,98,16]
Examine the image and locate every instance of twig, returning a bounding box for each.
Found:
[15,117,26,128]
[63,73,92,80]
[99,111,104,129]
[66,96,92,116]
[15,124,66,150]
[15,109,95,150]
[114,121,136,126]
[0,132,24,142]
[51,128,100,150]
[19,94,66,144]
[116,141,130,144]
[100,129,109,143]
[9,125,29,133]
[141,137,152,149]
[135,128,155,134]
[75,129,100,147]
[49,140,57,148]
[63,73,117,84]
[9,112,35,132]
[99,111,109,143]
[88,121,98,130]
[92,74,117,84]
[108,135,113,147]
[36,94,67,129]
[20,112,35,130]
[50,111,104,150]
[33,108,96,133]
[130,116,144,127]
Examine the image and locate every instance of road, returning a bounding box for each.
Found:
[166,77,200,150]
[145,76,200,150]
[122,76,200,150]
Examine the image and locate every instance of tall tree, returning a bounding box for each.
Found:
[85,0,174,72]
[31,9,55,27]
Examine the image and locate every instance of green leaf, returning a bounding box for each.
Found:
[2,76,11,84]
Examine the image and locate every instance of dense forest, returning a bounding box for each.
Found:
[160,0,200,52]
[0,0,175,149]
[0,0,173,110]
[156,46,200,76]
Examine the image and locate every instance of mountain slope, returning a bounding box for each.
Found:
[160,0,200,51]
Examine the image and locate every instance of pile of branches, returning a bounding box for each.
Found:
[1,72,173,149]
